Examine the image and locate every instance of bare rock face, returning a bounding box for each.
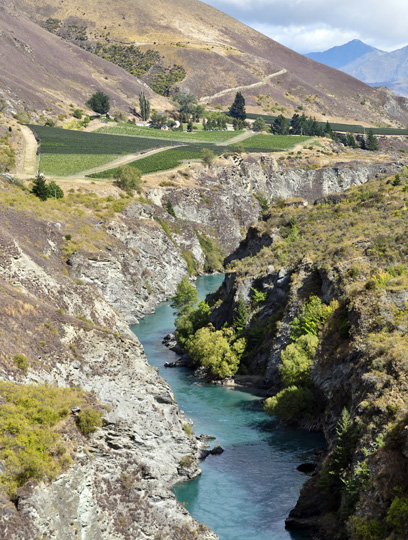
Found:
[0,205,217,540]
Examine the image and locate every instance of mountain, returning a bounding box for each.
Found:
[306,39,408,98]
[7,0,408,127]
[343,46,408,97]
[305,39,380,69]
[0,3,171,119]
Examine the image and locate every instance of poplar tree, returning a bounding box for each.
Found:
[139,91,150,121]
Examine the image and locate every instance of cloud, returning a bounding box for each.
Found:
[203,0,408,52]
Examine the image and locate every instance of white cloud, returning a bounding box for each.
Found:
[203,0,408,52]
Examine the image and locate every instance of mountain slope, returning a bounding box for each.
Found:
[8,0,408,126]
[343,46,408,97]
[305,39,381,69]
[0,3,170,119]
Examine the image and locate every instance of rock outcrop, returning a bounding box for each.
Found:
[0,200,217,539]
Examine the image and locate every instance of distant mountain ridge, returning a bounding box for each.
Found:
[305,39,381,69]
[306,39,408,97]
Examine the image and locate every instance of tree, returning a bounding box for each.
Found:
[233,297,248,331]
[365,129,378,151]
[31,174,49,201]
[113,165,142,193]
[252,117,266,132]
[47,181,64,199]
[171,276,199,315]
[86,91,110,115]
[201,148,215,168]
[149,110,167,129]
[31,175,64,200]
[346,132,357,148]
[139,91,150,121]
[229,92,246,120]
[271,114,290,135]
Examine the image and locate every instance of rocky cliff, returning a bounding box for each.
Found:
[0,148,404,539]
[199,173,408,539]
[0,186,217,539]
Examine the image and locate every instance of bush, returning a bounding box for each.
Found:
[76,408,103,436]
[186,325,246,378]
[291,295,338,338]
[113,165,142,193]
[386,497,408,538]
[13,354,29,374]
[280,334,318,387]
[264,385,318,424]
[86,91,110,115]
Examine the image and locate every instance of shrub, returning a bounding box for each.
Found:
[264,385,317,424]
[291,295,338,338]
[166,199,176,217]
[280,334,318,387]
[113,165,142,193]
[13,354,29,374]
[76,408,103,436]
[386,497,408,538]
[86,91,110,115]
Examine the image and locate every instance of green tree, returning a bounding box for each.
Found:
[138,91,150,121]
[365,129,378,151]
[171,276,199,314]
[149,110,167,129]
[186,325,246,378]
[47,181,64,199]
[252,117,266,132]
[113,165,142,193]
[86,91,110,115]
[174,90,197,117]
[166,199,176,217]
[346,132,357,148]
[271,114,290,135]
[233,297,248,331]
[229,92,246,120]
[31,174,50,201]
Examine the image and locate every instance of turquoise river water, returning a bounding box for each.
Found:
[132,274,325,540]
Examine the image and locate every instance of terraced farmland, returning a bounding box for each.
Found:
[28,125,180,175]
[88,146,226,178]
[97,123,242,142]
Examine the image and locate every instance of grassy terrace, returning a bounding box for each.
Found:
[28,125,180,176]
[97,123,242,142]
[28,124,315,177]
[241,134,311,150]
[88,145,227,178]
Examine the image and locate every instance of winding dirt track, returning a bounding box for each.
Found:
[199,69,288,102]
[19,125,39,177]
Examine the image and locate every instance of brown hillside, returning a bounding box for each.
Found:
[9,0,408,126]
[0,3,171,119]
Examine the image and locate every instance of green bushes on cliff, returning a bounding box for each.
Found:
[171,278,246,377]
[0,382,102,497]
[265,296,338,426]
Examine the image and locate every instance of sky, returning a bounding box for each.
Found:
[202,0,408,54]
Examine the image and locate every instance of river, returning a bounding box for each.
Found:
[132,274,325,540]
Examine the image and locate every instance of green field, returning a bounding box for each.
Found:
[244,113,408,135]
[88,146,225,178]
[28,125,181,175]
[240,134,312,150]
[97,123,242,142]
[39,153,122,176]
